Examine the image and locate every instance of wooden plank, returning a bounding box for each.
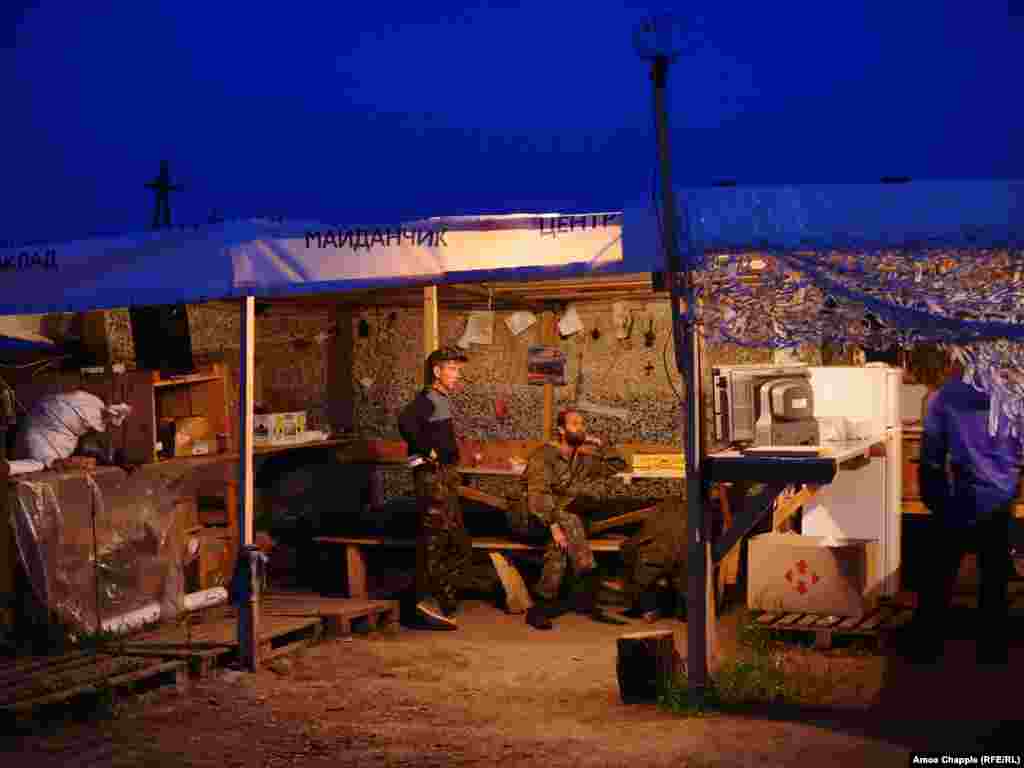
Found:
[797,614,820,627]
[540,311,556,441]
[589,507,656,534]
[755,612,781,626]
[3,660,186,714]
[122,369,157,465]
[457,485,509,511]
[814,615,844,628]
[489,552,533,614]
[813,630,834,650]
[777,613,805,627]
[836,614,863,631]
[423,286,439,387]
[314,535,624,552]
[859,606,894,631]
[883,608,914,629]
[346,544,369,600]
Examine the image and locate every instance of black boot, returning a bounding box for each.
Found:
[574,570,629,625]
[526,597,573,630]
[622,589,659,619]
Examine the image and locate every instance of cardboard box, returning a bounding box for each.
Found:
[160,416,213,457]
[632,453,685,471]
[747,533,881,619]
[253,412,306,444]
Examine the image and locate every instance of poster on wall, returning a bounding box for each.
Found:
[527,345,566,386]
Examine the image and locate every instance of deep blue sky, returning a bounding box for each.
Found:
[4,1,1022,244]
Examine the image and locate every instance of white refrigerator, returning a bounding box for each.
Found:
[801,364,904,597]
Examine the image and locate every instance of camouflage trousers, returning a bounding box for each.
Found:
[414,464,472,613]
[507,504,595,601]
[621,545,687,606]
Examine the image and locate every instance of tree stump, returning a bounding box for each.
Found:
[616,629,680,704]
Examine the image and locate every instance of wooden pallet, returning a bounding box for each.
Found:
[751,587,1024,650]
[119,603,321,676]
[0,650,187,716]
[259,593,399,637]
[117,593,397,677]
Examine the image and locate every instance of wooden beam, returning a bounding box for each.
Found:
[237,296,259,671]
[589,507,656,535]
[540,311,556,441]
[423,286,439,387]
[456,485,509,511]
[327,306,355,433]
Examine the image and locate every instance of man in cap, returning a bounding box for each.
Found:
[508,408,629,629]
[398,346,471,629]
[910,348,1019,665]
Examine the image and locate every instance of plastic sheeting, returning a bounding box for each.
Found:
[7,459,234,635]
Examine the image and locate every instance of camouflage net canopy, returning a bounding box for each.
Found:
[689,247,1024,437]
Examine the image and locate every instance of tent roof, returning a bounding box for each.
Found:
[0,213,635,316]
[1,178,1019,317]
[622,178,1022,261]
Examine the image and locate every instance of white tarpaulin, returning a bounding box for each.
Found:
[0,213,627,316]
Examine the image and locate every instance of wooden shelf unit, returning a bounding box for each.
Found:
[11,363,232,466]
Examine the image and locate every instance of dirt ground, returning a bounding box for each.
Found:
[3,601,1021,767]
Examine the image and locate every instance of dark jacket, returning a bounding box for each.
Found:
[398,387,460,466]
[520,442,627,527]
[920,379,1023,526]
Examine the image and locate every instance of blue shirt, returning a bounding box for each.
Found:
[921,379,1023,526]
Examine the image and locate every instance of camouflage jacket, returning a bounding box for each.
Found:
[518,442,628,528]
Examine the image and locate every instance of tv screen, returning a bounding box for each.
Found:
[129,304,195,377]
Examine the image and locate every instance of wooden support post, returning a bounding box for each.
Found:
[541,311,556,440]
[616,629,681,703]
[423,286,439,386]
[345,545,369,600]
[237,296,259,671]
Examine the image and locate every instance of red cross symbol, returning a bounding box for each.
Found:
[785,560,820,594]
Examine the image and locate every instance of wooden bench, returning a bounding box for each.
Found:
[314,535,625,614]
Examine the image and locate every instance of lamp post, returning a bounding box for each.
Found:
[634,15,712,704]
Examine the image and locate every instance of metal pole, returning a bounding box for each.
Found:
[237,296,259,670]
[651,55,709,702]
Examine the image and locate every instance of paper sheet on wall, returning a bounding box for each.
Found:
[504,311,537,336]
[558,304,584,337]
[456,311,494,349]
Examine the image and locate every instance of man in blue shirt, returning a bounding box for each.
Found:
[911,353,1018,665]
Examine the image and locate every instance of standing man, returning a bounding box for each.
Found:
[911,350,1019,665]
[398,346,472,629]
[508,408,628,630]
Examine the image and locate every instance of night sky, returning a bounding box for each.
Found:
[4,2,1022,244]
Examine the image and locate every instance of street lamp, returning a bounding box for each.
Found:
[633,13,714,705]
